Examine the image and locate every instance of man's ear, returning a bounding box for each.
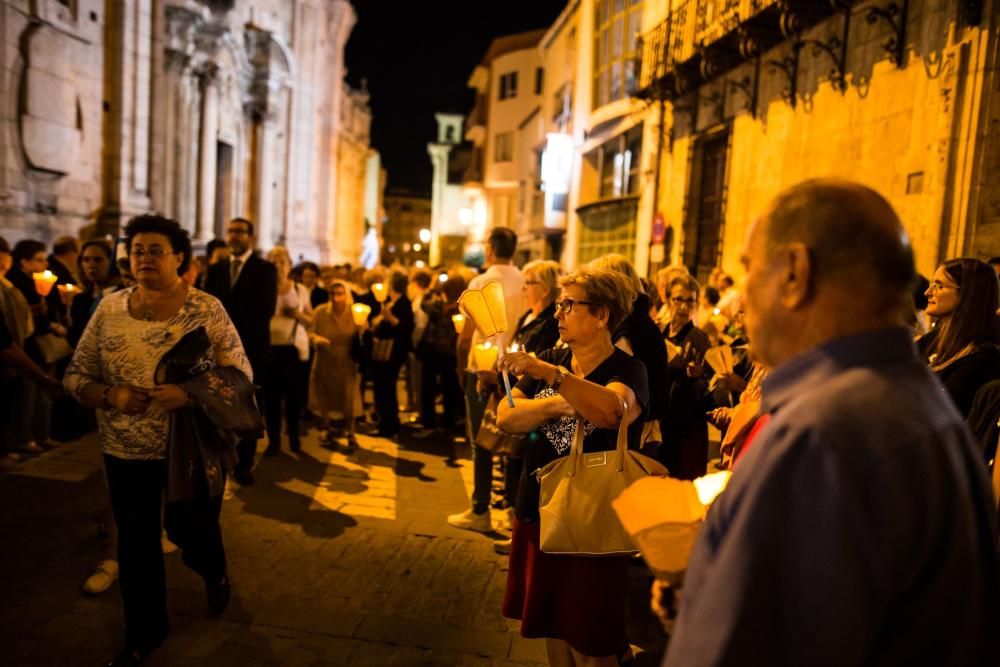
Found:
[779,242,812,309]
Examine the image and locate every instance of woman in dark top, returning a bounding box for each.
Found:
[489,260,562,553]
[592,253,669,457]
[69,239,116,345]
[497,266,648,666]
[917,257,1000,417]
[511,260,561,354]
[661,274,711,480]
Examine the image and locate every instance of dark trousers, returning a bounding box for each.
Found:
[372,359,404,435]
[104,454,226,652]
[504,456,523,507]
[265,345,305,449]
[419,350,461,428]
[464,372,492,515]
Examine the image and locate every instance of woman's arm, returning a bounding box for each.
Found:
[206,298,253,382]
[501,352,640,429]
[295,285,315,327]
[497,388,575,433]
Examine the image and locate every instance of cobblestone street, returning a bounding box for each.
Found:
[0,419,665,666]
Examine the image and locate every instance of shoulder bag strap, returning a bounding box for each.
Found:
[569,417,584,477]
[615,394,629,472]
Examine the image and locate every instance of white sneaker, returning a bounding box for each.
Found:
[446,509,492,533]
[17,441,43,454]
[223,477,236,500]
[161,532,178,554]
[83,559,118,594]
[493,538,512,555]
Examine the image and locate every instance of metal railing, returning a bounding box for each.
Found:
[635,0,778,94]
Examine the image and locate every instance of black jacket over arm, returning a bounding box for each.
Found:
[203,254,278,379]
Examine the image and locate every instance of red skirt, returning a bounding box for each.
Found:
[502,517,630,658]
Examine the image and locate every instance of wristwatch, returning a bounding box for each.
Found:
[550,366,568,392]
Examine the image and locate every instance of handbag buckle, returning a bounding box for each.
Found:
[583,452,607,468]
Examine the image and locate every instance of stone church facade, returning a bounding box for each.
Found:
[0,0,371,263]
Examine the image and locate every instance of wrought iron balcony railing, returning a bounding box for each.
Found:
[632,0,893,102]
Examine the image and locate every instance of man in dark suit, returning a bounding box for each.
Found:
[204,218,277,486]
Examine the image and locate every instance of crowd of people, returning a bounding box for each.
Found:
[1,177,999,666]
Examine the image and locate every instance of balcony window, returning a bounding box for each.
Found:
[535,67,544,95]
[596,125,643,199]
[499,72,519,101]
[593,0,642,108]
[494,132,514,162]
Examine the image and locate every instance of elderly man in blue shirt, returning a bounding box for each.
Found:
[664,179,999,666]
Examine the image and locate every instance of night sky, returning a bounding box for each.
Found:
[345,0,568,195]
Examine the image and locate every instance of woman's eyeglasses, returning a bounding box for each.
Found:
[129,247,175,259]
[670,296,697,305]
[555,298,600,315]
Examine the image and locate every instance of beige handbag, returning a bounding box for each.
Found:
[537,397,668,555]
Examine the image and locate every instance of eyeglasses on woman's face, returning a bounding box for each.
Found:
[554,297,600,315]
[129,247,175,259]
[670,296,697,305]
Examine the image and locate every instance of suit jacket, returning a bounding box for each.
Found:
[372,294,414,366]
[204,253,278,378]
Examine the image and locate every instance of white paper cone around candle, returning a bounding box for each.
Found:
[458,280,515,407]
[33,270,57,296]
[457,280,508,339]
[56,283,79,305]
[452,313,465,334]
[351,303,371,326]
[612,472,732,584]
[371,282,388,303]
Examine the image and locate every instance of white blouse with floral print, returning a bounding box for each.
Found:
[64,287,252,461]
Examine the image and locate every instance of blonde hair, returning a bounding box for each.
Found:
[522,259,562,302]
[559,266,634,331]
[589,253,642,303]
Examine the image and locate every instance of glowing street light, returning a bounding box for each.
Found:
[419,228,431,244]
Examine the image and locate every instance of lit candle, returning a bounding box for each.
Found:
[56,283,79,305]
[452,313,465,334]
[371,282,388,303]
[473,341,498,371]
[351,303,371,326]
[33,270,57,296]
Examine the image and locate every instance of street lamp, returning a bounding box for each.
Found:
[419,228,431,244]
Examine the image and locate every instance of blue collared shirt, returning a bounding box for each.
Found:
[664,327,999,666]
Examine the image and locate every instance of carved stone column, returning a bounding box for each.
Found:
[163,5,201,223]
[195,63,220,242]
[244,26,288,248]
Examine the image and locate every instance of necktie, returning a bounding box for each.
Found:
[230,258,242,288]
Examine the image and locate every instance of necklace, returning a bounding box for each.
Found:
[134,280,183,322]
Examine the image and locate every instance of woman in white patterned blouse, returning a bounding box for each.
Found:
[64,215,250,667]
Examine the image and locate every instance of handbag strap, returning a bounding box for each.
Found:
[569,392,631,476]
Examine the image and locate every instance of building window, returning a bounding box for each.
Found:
[593,0,643,109]
[577,198,638,264]
[535,67,544,95]
[499,72,519,100]
[494,132,514,162]
[597,125,643,199]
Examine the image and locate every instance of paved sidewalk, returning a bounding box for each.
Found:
[0,423,665,665]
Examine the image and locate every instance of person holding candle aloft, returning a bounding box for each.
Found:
[370,270,414,438]
[6,239,67,453]
[309,279,363,451]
